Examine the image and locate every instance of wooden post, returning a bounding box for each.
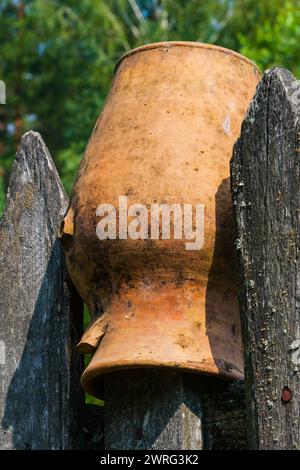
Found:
[104,370,204,450]
[202,378,247,450]
[231,67,300,449]
[0,131,85,449]
[104,370,247,450]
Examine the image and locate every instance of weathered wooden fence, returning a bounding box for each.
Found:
[232,67,300,450]
[0,132,102,449]
[0,67,299,450]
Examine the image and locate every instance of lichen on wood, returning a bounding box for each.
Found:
[0,131,85,449]
[231,67,300,449]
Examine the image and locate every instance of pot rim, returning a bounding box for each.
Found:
[115,41,261,73]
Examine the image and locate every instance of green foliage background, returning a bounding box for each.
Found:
[1,0,300,213]
[1,0,300,403]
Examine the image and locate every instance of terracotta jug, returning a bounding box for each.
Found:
[62,42,260,398]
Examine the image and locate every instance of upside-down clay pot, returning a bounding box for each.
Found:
[62,42,260,399]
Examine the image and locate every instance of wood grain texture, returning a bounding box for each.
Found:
[202,378,247,450]
[231,67,300,449]
[84,405,104,449]
[0,131,85,449]
[104,370,203,450]
[104,370,247,450]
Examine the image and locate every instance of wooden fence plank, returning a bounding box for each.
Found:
[0,131,85,449]
[104,371,247,450]
[104,370,204,450]
[202,378,247,450]
[231,67,300,449]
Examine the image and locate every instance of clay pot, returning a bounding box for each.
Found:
[63,42,260,398]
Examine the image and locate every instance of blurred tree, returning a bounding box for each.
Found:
[1,0,300,212]
[237,0,300,76]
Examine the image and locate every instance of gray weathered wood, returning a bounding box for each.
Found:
[202,378,247,450]
[231,67,300,449]
[84,405,104,449]
[104,370,204,450]
[104,370,247,450]
[0,131,85,449]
